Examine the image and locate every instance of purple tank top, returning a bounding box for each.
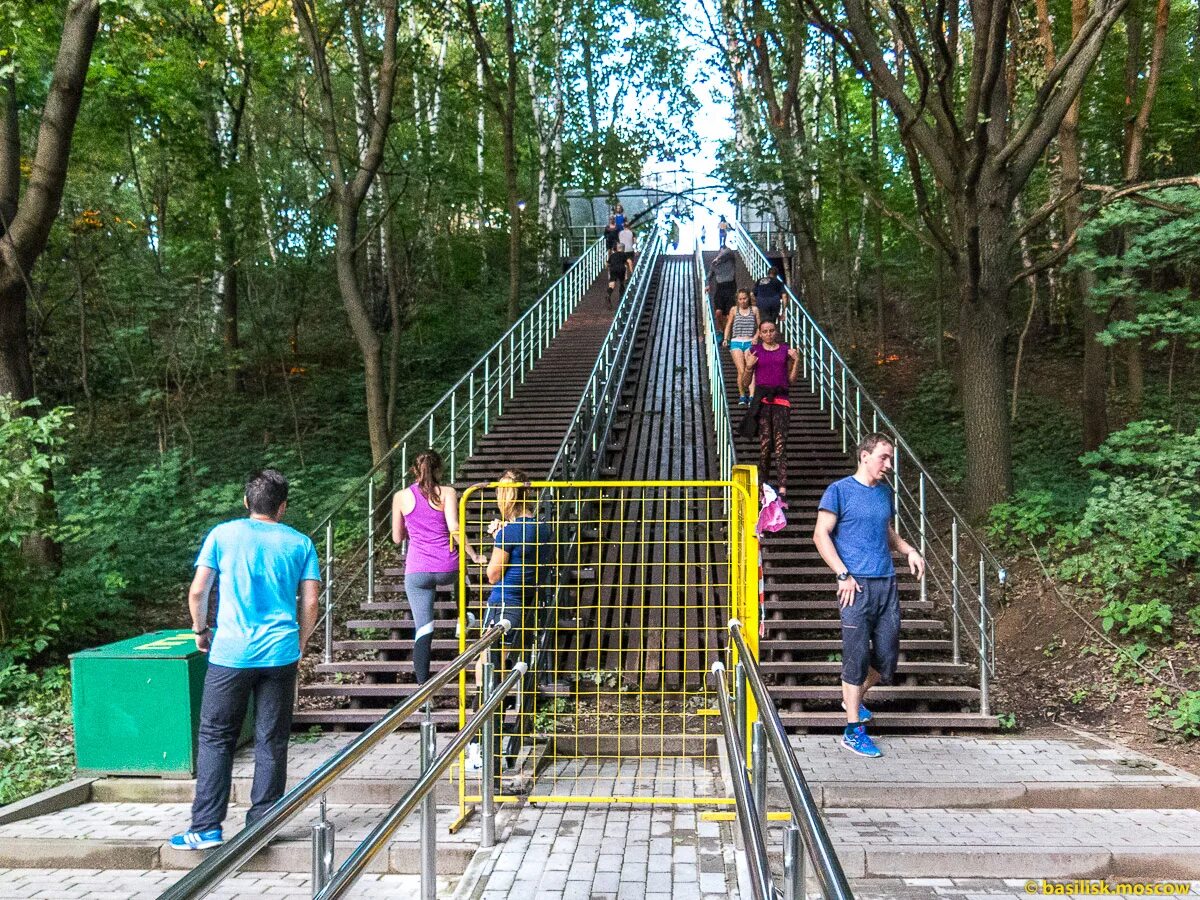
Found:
[751,342,790,389]
[402,487,459,574]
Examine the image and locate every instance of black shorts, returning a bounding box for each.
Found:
[839,576,900,686]
[757,301,781,324]
[608,268,627,285]
[483,603,526,659]
[714,281,736,314]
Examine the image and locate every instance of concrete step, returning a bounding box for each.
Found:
[800,807,1200,879]
[0,800,477,875]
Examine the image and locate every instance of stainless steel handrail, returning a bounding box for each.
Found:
[728,620,855,900]
[711,661,774,900]
[158,621,514,900]
[546,223,664,482]
[314,661,529,899]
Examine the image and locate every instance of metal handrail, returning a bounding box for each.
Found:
[546,223,665,482]
[711,661,774,900]
[158,622,513,900]
[730,222,1003,708]
[313,235,610,664]
[314,661,528,899]
[729,621,855,900]
[694,240,735,480]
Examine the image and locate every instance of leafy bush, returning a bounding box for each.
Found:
[1171,691,1200,739]
[0,665,74,806]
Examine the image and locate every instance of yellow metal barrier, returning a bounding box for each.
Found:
[455,469,760,814]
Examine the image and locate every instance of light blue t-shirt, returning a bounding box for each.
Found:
[818,476,895,578]
[195,518,321,668]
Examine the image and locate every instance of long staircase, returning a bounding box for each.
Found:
[296,247,632,727]
[708,235,997,729]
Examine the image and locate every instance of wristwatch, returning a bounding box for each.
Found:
[193,626,211,636]
[836,571,850,582]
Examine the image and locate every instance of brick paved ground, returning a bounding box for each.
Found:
[230,734,426,782]
[784,734,1198,785]
[458,803,742,900]
[0,800,478,844]
[814,807,1200,848]
[0,868,448,899]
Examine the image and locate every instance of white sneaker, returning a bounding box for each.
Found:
[465,742,483,773]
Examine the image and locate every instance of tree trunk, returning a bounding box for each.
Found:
[0,276,34,401]
[957,195,1014,519]
[336,234,390,466]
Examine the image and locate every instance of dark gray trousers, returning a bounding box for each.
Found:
[190,661,297,833]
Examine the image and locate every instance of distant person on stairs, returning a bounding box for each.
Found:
[744,320,800,502]
[707,245,738,329]
[753,265,787,324]
[604,215,619,251]
[618,221,636,259]
[812,433,925,759]
[724,288,761,405]
[392,450,486,684]
[172,469,321,851]
[607,242,634,308]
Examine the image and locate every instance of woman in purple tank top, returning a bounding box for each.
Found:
[391,450,485,683]
[745,321,800,503]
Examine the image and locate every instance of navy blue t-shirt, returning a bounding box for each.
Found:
[489,516,554,606]
[754,277,784,309]
[818,476,895,577]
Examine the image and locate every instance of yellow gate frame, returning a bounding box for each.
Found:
[452,466,760,815]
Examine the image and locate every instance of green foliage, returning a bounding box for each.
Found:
[1170,691,1200,739]
[0,665,74,806]
[996,712,1017,730]
[533,698,573,734]
[1072,189,1200,353]
[994,420,1200,640]
[0,399,73,549]
[892,371,965,484]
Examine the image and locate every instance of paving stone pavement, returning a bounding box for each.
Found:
[784,734,1199,785]
[231,733,427,783]
[531,755,725,799]
[0,868,450,899]
[813,807,1200,848]
[841,878,1200,899]
[0,800,477,844]
[456,803,743,900]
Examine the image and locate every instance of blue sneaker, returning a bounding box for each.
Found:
[841,724,882,758]
[842,701,873,723]
[170,828,224,850]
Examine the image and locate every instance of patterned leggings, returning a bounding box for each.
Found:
[758,403,790,491]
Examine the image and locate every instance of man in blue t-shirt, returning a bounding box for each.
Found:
[813,433,925,759]
[171,469,321,851]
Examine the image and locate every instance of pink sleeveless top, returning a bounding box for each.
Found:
[402,486,459,574]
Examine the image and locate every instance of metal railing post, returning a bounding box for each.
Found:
[979,555,990,716]
[480,660,496,848]
[449,393,457,484]
[366,480,375,607]
[784,825,804,900]
[751,720,767,835]
[468,373,476,458]
[420,713,437,900]
[951,520,961,665]
[855,388,862,446]
[840,367,847,452]
[893,447,901,531]
[310,795,335,898]
[918,474,927,606]
[735,663,748,752]
[323,521,334,665]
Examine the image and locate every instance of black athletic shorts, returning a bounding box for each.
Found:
[714,281,737,314]
[839,576,900,686]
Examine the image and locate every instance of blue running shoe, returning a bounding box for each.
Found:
[841,701,873,723]
[170,828,224,851]
[840,724,882,758]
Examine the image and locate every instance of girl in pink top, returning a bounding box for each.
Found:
[746,321,801,503]
[391,451,485,682]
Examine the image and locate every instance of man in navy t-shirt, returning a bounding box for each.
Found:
[171,469,321,851]
[813,433,925,759]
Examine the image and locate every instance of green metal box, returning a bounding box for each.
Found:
[70,630,252,778]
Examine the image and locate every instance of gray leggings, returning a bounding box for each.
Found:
[404,570,457,683]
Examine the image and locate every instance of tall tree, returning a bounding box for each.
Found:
[291,0,400,466]
[801,0,1130,517]
[0,0,101,568]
